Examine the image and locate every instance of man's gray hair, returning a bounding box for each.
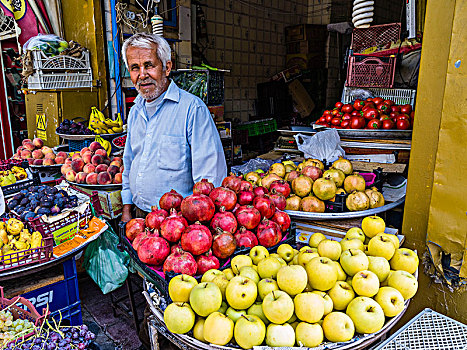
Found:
[122,33,171,70]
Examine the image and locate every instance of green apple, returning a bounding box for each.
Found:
[376,232,400,249]
[231,254,253,274]
[295,322,323,347]
[318,239,342,261]
[311,291,333,316]
[258,256,282,279]
[226,307,247,322]
[249,245,269,265]
[218,301,228,314]
[328,281,355,310]
[374,286,405,317]
[202,269,224,283]
[298,249,320,268]
[277,243,295,262]
[193,317,206,342]
[163,302,195,334]
[248,302,269,325]
[203,312,234,345]
[322,312,355,342]
[168,274,198,302]
[305,257,338,291]
[340,249,369,276]
[223,268,235,280]
[390,248,419,274]
[361,215,386,238]
[239,266,260,284]
[212,275,230,299]
[234,315,266,349]
[265,323,295,347]
[262,290,294,324]
[345,227,365,242]
[368,256,391,282]
[332,261,348,281]
[340,237,364,251]
[387,270,418,299]
[226,276,257,310]
[258,278,279,300]
[346,297,385,334]
[294,292,324,323]
[309,232,326,248]
[277,265,307,296]
[352,270,380,297]
[367,235,396,260]
[189,282,223,317]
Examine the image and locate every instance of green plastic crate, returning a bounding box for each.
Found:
[236,118,277,137]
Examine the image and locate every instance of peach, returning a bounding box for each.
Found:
[61,164,72,175]
[120,165,124,173]
[71,158,85,173]
[41,146,53,154]
[71,153,82,160]
[55,156,65,164]
[82,151,93,164]
[91,154,104,166]
[33,159,43,166]
[56,151,68,158]
[65,157,73,165]
[27,158,34,165]
[107,165,119,178]
[21,150,32,159]
[80,147,91,157]
[65,170,76,182]
[23,142,35,151]
[83,164,96,174]
[43,159,55,166]
[33,138,44,148]
[89,141,103,152]
[86,172,98,185]
[113,173,122,184]
[95,149,107,157]
[103,159,111,166]
[97,172,111,185]
[22,139,32,147]
[32,149,44,159]
[44,152,56,160]
[76,172,88,184]
[16,146,24,155]
[110,160,122,168]
[95,164,108,173]
[111,156,122,163]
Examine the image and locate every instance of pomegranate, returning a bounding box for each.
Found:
[269,180,291,198]
[235,205,262,229]
[212,229,237,259]
[285,195,301,210]
[244,171,261,185]
[160,209,188,242]
[300,196,325,213]
[323,168,345,187]
[301,166,323,181]
[181,194,216,222]
[125,218,146,241]
[292,175,313,197]
[346,191,370,211]
[272,210,291,232]
[253,186,269,197]
[145,205,168,230]
[180,222,212,256]
[269,190,287,210]
[269,163,286,178]
[238,190,254,205]
[332,156,353,175]
[159,189,183,211]
[234,227,258,249]
[170,243,182,254]
[211,207,238,234]
[222,173,242,193]
[284,170,300,183]
[209,187,237,211]
[253,195,276,219]
[132,229,149,251]
[261,173,282,189]
[256,219,282,247]
[196,250,220,275]
[137,231,170,265]
[365,187,385,208]
[313,178,337,200]
[343,173,366,193]
[193,178,215,196]
[239,180,253,192]
[163,248,197,276]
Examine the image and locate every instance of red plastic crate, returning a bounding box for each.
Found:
[351,23,401,54]
[346,55,396,88]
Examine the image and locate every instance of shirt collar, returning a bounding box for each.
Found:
[134,79,180,107]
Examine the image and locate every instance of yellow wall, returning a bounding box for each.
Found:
[402,0,467,324]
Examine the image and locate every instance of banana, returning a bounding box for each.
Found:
[111,126,123,133]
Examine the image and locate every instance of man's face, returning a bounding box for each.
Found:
[126,44,172,101]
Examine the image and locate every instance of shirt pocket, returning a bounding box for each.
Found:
[156,135,187,171]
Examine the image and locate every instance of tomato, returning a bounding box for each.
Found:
[382,119,395,129]
[390,112,399,118]
[363,108,379,120]
[335,102,344,110]
[384,100,395,106]
[353,99,365,111]
[400,104,412,114]
[410,111,415,119]
[390,105,400,113]
[366,98,374,102]
[397,114,410,121]
[342,113,352,120]
[379,115,390,121]
[332,109,342,116]
[373,97,384,106]
[325,114,333,123]
[377,103,390,113]
[319,116,326,123]
[363,102,376,111]
[351,110,362,117]
[350,116,366,129]
[331,117,342,126]
[367,119,382,129]
[324,110,333,116]
[340,120,351,128]
[341,104,354,113]
[396,119,410,130]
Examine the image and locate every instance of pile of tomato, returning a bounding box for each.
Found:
[316,97,414,130]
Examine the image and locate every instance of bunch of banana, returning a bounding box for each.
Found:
[88,107,123,134]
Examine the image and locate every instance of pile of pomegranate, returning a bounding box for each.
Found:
[125,175,292,277]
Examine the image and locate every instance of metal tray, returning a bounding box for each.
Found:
[66,181,122,191]
[57,132,126,141]
[312,124,412,140]
[29,163,63,170]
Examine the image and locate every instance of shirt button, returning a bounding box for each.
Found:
[138,173,142,177]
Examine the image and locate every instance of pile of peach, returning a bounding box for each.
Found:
[13,138,66,166]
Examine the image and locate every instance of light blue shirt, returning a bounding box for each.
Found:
[121,80,227,212]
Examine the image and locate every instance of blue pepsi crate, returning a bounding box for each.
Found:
[22,258,83,326]
[68,139,92,153]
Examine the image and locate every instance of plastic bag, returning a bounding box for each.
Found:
[231,158,275,175]
[23,34,68,56]
[294,129,345,163]
[83,222,129,294]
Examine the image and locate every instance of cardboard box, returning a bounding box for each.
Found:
[288,80,315,117]
[76,187,123,220]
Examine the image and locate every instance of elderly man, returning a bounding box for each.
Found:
[121,33,227,222]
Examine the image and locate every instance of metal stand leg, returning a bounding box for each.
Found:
[126,277,140,333]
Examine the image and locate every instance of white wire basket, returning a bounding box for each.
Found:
[372,308,467,350]
[0,8,19,40]
[342,86,417,108]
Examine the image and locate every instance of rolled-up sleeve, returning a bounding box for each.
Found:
[188,104,227,187]
[121,117,134,205]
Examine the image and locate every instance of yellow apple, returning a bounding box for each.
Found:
[226,307,247,322]
[340,237,365,251]
[295,322,323,347]
[223,268,235,280]
[345,227,365,242]
[387,270,418,299]
[332,261,348,281]
[361,215,386,238]
[193,318,206,342]
[340,249,369,276]
[249,245,269,265]
[265,323,295,347]
[311,291,333,316]
[239,265,260,284]
[258,278,279,300]
[212,275,230,299]
[367,256,391,282]
[294,292,324,323]
[277,265,307,296]
[202,269,224,283]
[218,301,228,314]
[248,302,270,325]
[277,243,295,262]
[203,312,234,345]
[262,290,294,324]
[300,246,318,253]
[374,286,405,317]
[258,256,282,279]
[367,235,396,260]
[298,249,320,268]
[234,314,266,349]
[390,248,419,274]
[352,270,380,297]
[164,302,195,334]
[328,281,355,310]
[231,255,253,274]
[376,232,400,249]
[306,257,338,291]
[168,274,198,302]
[322,312,355,342]
[309,232,326,248]
[189,282,223,316]
[346,297,385,334]
[226,276,257,310]
[318,239,342,261]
